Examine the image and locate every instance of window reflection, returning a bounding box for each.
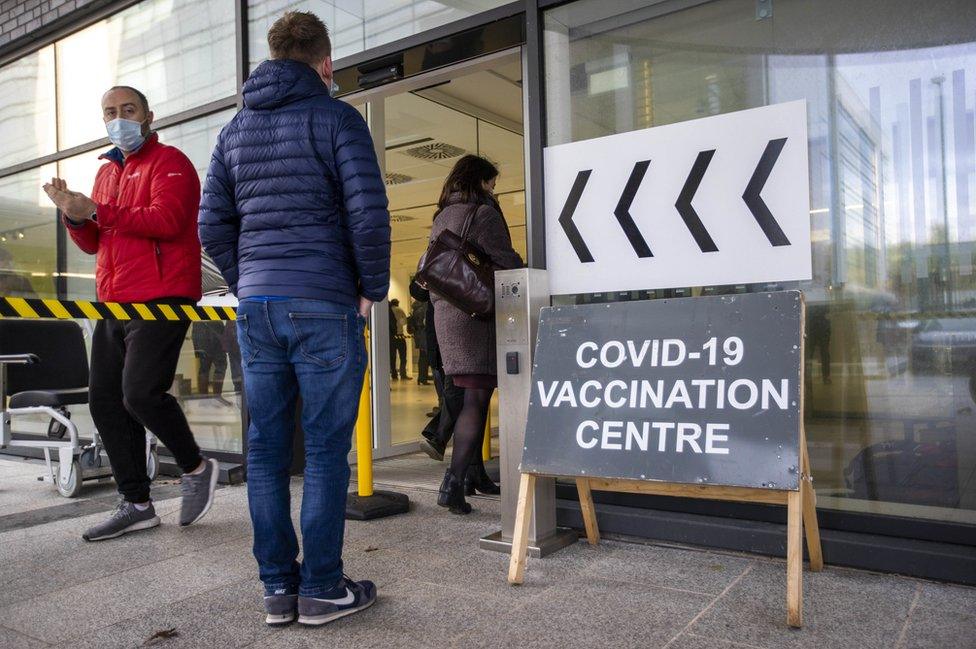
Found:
[0,165,57,300]
[0,47,56,168]
[247,0,511,67]
[158,109,237,181]
[59,110,235,300]
[545,0,976,524]
[57,153,100,301]
[57,111,241,453]
[55,0,236,150]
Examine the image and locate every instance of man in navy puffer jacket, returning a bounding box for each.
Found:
[199,11,389,628]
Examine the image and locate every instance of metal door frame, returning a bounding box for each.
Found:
[344,45,528,460]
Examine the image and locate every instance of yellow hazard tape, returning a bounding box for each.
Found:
[0,296,236,322]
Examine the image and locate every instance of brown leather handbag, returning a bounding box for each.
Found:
[416,206,496,318]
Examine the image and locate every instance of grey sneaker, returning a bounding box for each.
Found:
[179,457,219,526]
[263,592,298,626]
[297,577,377,626]
[82,500,160,541]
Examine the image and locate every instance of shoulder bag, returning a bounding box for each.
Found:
[415,205,496,318]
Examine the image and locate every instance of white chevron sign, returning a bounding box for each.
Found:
[544,100,812,295]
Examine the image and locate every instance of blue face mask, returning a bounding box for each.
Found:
[105,118,146,152]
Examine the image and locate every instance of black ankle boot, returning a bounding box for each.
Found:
[464,463,500,496]
[437,470,472,514]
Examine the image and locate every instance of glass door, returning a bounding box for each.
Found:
[345,48,527,459]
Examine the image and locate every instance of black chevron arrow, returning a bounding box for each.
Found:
[614,160,654,258]
[558,169,595,263]
[743,138,791,246]
[675,150,719,253]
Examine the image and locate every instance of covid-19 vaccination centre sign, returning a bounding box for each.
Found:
[509,103,821,630]
[544,100,811,295]
[519,291,803,490]
[508,291,823,629]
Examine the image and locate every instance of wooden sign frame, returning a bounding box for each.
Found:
[507,301,823,629]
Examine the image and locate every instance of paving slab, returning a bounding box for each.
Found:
[0,537,254,644]
[0,625,50,648]
[583,539,758,596]
[0,493,251,608]
[897,600,976,649]
[50,579,273,649]
[687,560,920,649]
[478,575,714,649]
[669,632,770,649]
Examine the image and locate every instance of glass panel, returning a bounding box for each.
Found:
[157,109,237,181]
[248,0,512,67]
[57,153,100,301]
[58,111,241,453]
[0,165,58,299]
[544,0,976,525]
[60,110,236,301]
[56,0,236,150]
[160,109,243,453]
[0,46,56,168]
[179,319,244,453]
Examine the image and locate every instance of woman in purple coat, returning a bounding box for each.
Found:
[428,155,523,514]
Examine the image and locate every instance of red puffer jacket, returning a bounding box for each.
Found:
[66,133,202,303]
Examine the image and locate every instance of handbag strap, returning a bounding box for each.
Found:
[458,204,480,244]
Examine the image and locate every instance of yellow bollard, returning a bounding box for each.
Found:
[482,409,492,461]
[346,324,409,520]
[355,327,373,498]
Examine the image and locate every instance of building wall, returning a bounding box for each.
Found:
[0,0,108,51]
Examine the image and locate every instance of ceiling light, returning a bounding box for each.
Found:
[385,172,414,186]
[404,142,466,160]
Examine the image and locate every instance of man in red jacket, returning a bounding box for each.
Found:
[42,86,218,541]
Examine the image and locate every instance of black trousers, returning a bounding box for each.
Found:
[90,317,202,503]
[192,322,227,394]
[417,347,430,383]
[391,336,408,378]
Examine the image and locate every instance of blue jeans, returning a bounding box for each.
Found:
[236,298,366,597]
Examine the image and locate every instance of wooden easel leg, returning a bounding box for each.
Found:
[787,490,803,629]
[801,447,824,572]
[508,473,536,585]
[576,478,600,545]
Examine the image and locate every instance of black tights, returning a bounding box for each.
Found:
[449,387,493,478]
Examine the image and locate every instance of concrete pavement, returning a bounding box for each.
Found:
[0,456,973,649]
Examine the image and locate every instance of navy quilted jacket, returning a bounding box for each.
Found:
[198,58,391,305]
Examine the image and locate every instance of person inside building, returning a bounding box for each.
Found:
[428,155,522,514]
[198,11,390,627]
[192,321,229,403]
[389,298,410,380]
[42,85,219,541]
[408,296,430,385]
[0,245,36,298]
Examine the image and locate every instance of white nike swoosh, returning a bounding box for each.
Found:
[317,588,355,606]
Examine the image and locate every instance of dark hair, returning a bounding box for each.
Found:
[106,85,149,113]
[436,155,499,216]
[268,11,332,64]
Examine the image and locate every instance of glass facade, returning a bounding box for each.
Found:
[544,0,976,525]
[0,0,241,454]
[0,165,58,300]
[0,46,56,168]
[1,0,973,553]
[55,0,236,149]
[248,0,512,68]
